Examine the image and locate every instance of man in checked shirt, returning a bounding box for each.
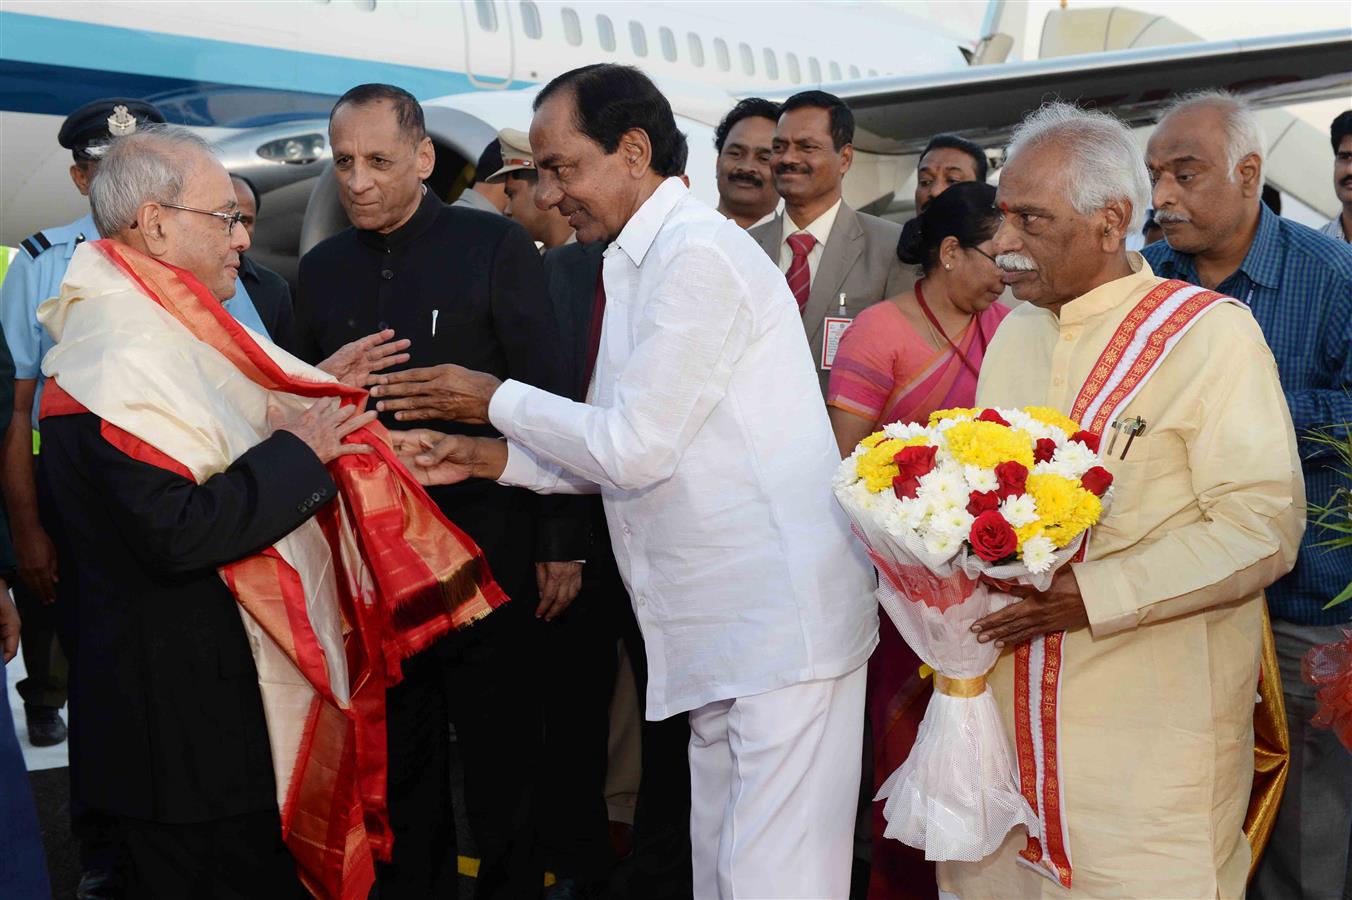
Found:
[1144,90,1352,900]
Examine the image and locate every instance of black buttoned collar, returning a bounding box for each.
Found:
[355,185,443,252]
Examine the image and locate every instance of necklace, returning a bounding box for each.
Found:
[914,279,986,378]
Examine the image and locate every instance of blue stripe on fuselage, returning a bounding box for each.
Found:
[0,11,521,125]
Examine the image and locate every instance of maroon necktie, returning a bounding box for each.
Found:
[785,232,817,314]
[584,266,607,388]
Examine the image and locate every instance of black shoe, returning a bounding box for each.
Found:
[25,705,67,747]
[76,867,124,899]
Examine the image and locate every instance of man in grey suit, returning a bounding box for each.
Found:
[750,90,908,394]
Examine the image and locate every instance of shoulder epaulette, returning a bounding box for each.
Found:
[19,231,53,260]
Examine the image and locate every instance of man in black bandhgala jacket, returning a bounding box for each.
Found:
[295,83,586,898]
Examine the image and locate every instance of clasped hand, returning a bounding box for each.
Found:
[369,364,501,424]
[971,566,1090,647]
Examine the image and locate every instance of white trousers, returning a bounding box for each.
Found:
[687,664,867,900]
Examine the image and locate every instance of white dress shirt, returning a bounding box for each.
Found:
[1322,215,1349,243]
[490,178,877,719]
[775,197,843,288]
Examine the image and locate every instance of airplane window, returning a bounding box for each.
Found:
[475,0,497,31]
[763,48,779,80]
[562,8,582,46]
[520,1,542,39]
[714,38,730,72]
[738,42,755,76]
[660,27,677,62]
[808,57,822,82]
[848,64,861,79]
[597,15,615,52]
[868,68,878,77]
[630,21,648,57]
[688,33,705,67]
[786,52,801,84]
[829,61,842,80]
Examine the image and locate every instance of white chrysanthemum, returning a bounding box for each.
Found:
[882,495,929,538]
[962,464,999,493]
[923,528,962,558]
[843,479,879,513]
[932,416,965,434]
[999,493,1039,528]
[1034,458,1084,480]
[1052,440,1098,477]
[1021,535,1057,574]
[881,420,930,441]
[928,506,976,538]
[917,469,968,510]
[833,452,864,489]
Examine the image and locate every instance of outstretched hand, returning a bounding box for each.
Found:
[390,429,508,486]
[370,364,501,424]
[317,329,412,388]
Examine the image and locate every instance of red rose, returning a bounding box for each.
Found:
[976,409,1010,427]
[966,490,1001,516]
[1069,430,1100,453]
[994,460,1028,499]
[969,510,1018,562]
[1034,438,1057,464]
[893,475,921,500]
[1081,466,1114,497]
[893,444,938,481]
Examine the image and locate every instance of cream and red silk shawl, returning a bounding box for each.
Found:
[38,240,508,900]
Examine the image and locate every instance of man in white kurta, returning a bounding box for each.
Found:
[940,104,1305,898]
[372,65,877,899]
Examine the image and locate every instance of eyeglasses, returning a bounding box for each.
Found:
[970,246,999,266]
[158,202,247,233]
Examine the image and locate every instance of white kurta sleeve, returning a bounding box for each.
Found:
[496,434,599,495]
[489,245,755,493]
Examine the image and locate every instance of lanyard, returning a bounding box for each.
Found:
[914,278,986,379]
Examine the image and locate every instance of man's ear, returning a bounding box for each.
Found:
[839,143,854,176]
[1235,152,1262,198]
[136,203,170,257]
[415,136,436,182]
[69,163,93,197]
[1099,199,1131,252]
[619,128,653,178]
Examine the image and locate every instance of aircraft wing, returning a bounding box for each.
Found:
[774,29,1351,155]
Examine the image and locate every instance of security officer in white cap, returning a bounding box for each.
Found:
[489,127,575,250]
[0,97,171,752]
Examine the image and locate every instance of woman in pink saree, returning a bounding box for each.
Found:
[826,182,1011,900]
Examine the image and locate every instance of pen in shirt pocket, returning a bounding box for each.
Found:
[431,309,439,337]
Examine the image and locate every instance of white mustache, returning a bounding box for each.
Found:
[996,253,1037,272]
[1154,210,1191,226]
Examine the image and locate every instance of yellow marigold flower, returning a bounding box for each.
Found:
[1024,473,1103,548]
[1023,406,1081,436]
[941,421,1035,470]
[855,436,931,492]
[928,407,980,425]
[859,432,887,449]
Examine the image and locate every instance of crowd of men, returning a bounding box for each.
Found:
[0,64,1348,900]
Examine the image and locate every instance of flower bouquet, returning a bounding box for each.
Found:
[833,406,1114,862]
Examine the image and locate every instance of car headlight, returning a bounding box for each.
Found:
[257,134,326,164]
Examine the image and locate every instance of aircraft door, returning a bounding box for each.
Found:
[462,0,515,88]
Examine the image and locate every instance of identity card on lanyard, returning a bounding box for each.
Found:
[821,293,852,370]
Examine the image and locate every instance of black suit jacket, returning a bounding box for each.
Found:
[541,241,614,565]
[239,254,296,354]
[295,190,587,605]
[38,415,334,823]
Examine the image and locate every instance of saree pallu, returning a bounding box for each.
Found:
[828,299,1011,900]
[38,240,508,900]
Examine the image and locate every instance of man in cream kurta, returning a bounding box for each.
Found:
[940,104,1304,899]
